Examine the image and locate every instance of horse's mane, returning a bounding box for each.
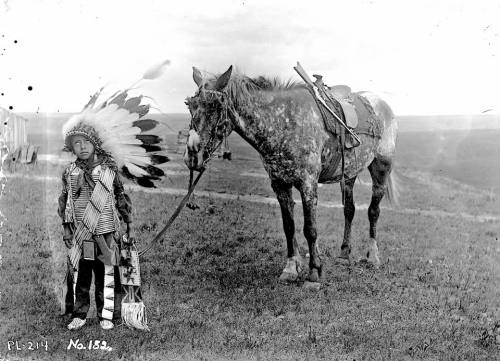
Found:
[211,71,303,107]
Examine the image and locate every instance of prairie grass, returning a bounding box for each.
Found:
[0,173,499,360]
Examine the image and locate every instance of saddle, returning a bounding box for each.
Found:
[329,85,358,129]
[313,76,383,148]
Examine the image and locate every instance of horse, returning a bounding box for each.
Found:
[184,65,399,284]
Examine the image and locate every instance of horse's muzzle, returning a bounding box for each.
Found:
[184,129,205,171]
[184,148,204,171]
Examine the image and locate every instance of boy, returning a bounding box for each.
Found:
[58,123,132,330]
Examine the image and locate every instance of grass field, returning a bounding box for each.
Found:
[1,114,499,360]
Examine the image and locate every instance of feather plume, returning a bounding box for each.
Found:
[142,165,165,178]
[150,154,169,164]
[83,87,104,111]
[63,88,169,187]
[123,96,143,112]
[132,119,158,132]
[136,134,161,145]
[109,92,128,107]
[125,163,150,177]
[140,144,162,153]
[137,178,155,188]
[135,104,150,118]
[122,154,153,167]
[142,59,171,80]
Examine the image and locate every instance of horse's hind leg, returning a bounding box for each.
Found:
[338,176,357,262]
[271,179,302,282]
[364,155,393,268]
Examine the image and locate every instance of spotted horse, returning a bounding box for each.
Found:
[184,65,399,285]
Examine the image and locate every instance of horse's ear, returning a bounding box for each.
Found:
[192,67,203,87]
[215,65,233,91]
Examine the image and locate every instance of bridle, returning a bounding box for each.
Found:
[188,88,234,168]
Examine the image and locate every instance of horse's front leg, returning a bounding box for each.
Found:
[338,177,357,262]
[271,179,303,282]
[299,180,322,283]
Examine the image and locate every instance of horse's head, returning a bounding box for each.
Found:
[184,65,234,171]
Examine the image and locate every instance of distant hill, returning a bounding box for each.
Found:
[397,129,500,192]
[396,114,500,132]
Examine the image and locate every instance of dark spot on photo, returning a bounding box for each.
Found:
[28,86,33,91]
[9,106,13,110]
[14,40,18,44]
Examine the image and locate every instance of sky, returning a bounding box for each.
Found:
[0,0,499,115]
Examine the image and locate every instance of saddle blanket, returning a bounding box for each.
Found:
[316,84,383,148]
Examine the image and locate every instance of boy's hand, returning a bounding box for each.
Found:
[63,234,73,249]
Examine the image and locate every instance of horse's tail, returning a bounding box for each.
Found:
[386,169,400,208]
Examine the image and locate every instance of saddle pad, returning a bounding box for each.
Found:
[350,93,383,139]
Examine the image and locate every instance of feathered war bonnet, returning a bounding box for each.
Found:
[62,61,171,187]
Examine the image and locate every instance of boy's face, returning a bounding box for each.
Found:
[70,135,95,160]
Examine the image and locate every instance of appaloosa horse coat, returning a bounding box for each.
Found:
[185,66,398,284]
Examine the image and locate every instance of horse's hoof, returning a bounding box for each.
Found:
[339,247,351,259]
[279,271,298,282]
[359,254,380,269]
[359,239,380,269]
[369,258,381,269]
[295,261,304,274]
[369,260,381,270]
[307,268,321,283]
[303,281,321,291]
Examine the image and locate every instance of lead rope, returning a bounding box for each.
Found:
[138,131,226,256]
[207,162,213,206]
[138,169,204,257]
